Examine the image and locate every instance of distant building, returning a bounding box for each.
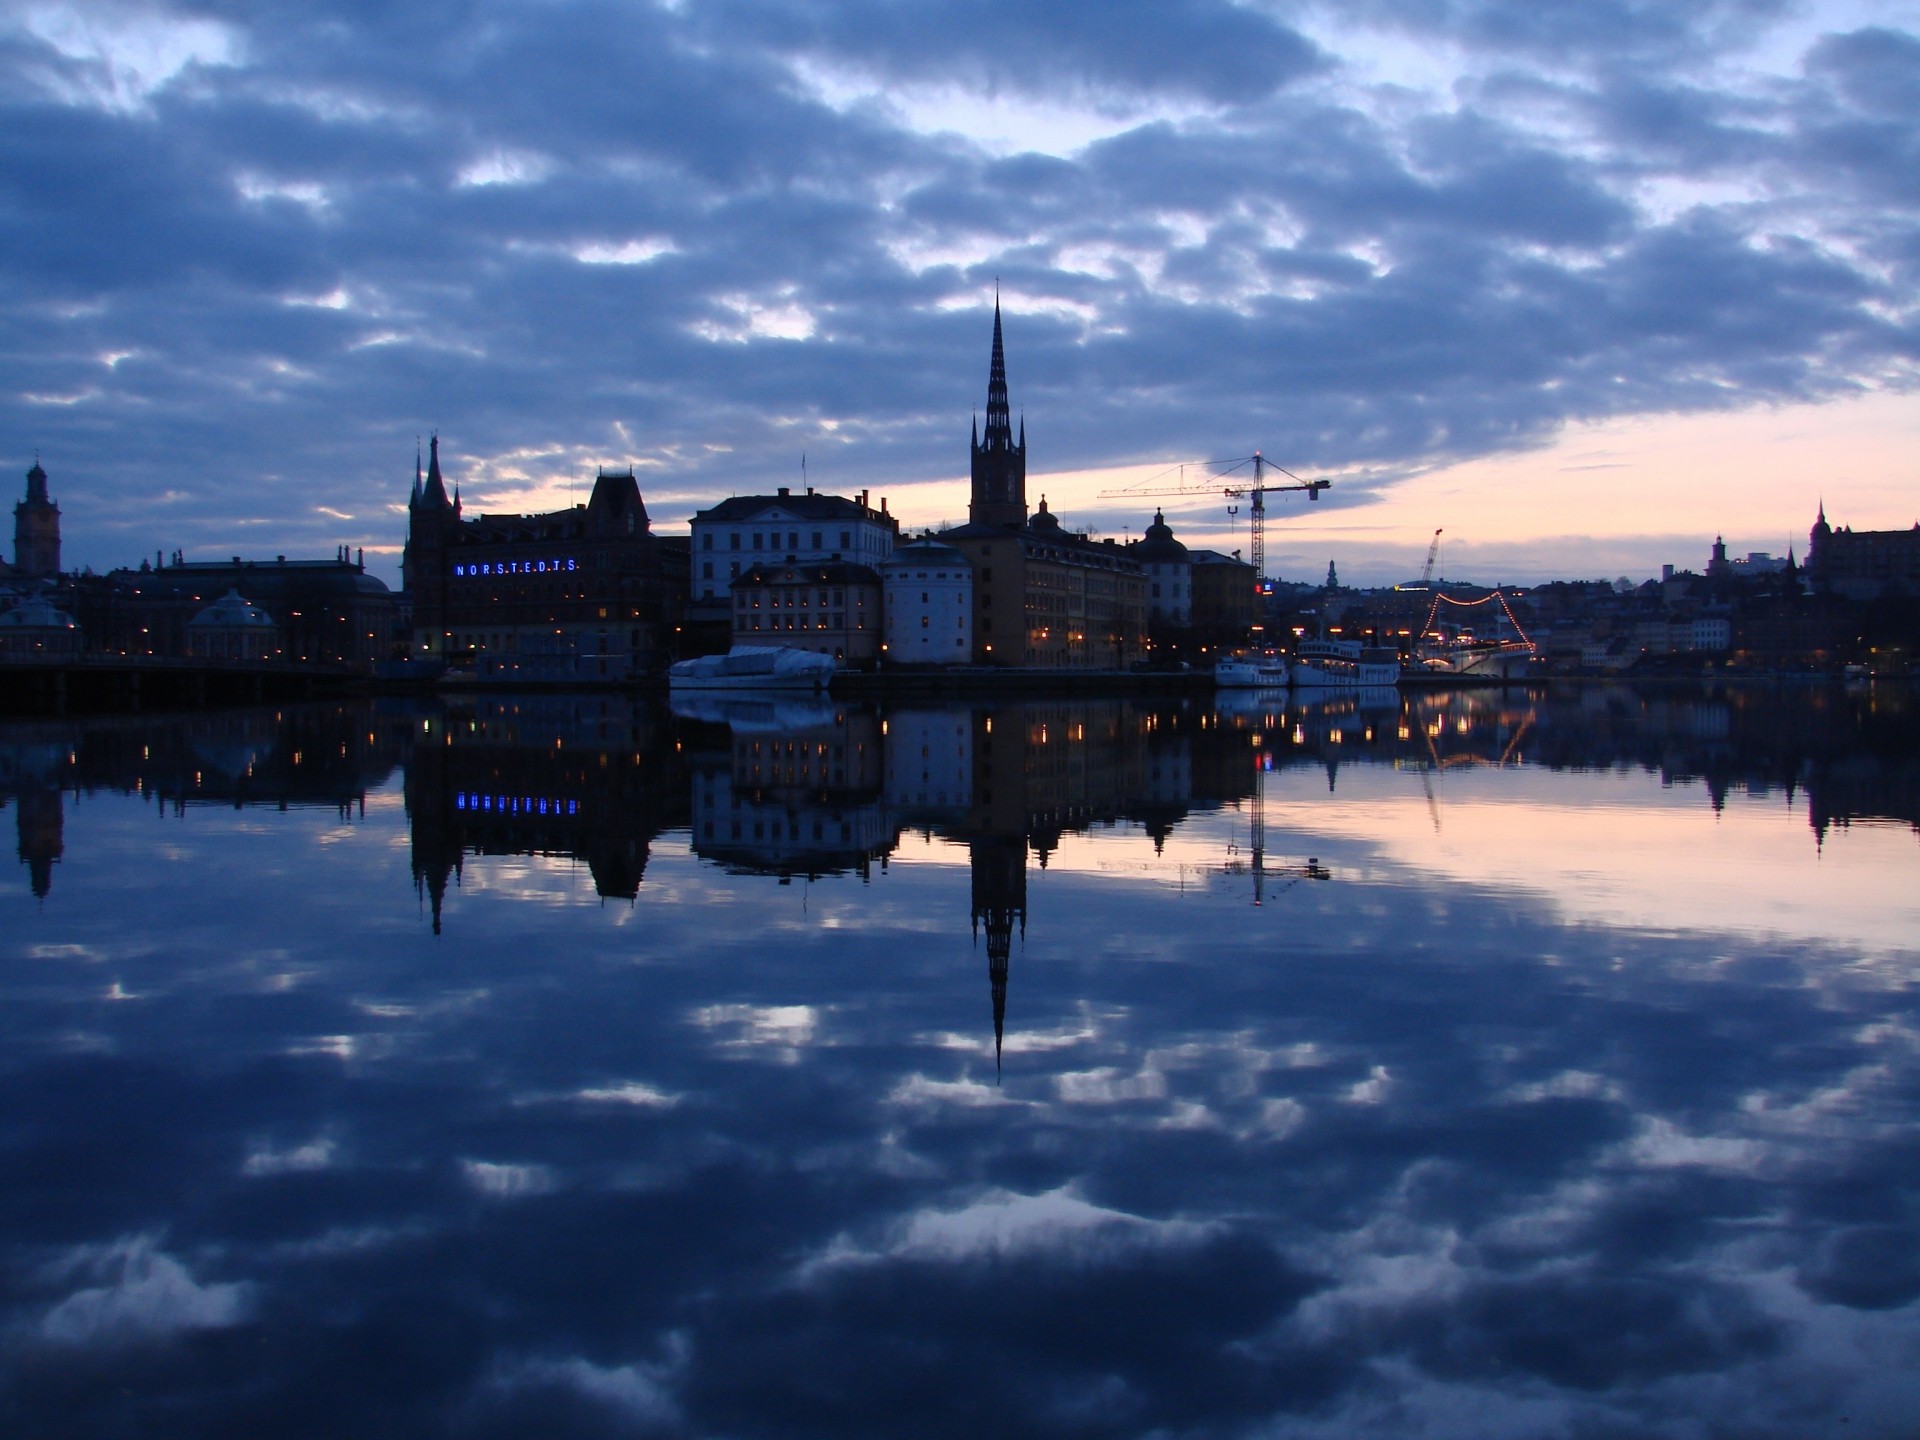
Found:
[938,303,1147,668]
[13,460,59,580]
[187,589,281,661]
[1130,510,1191,628]
[730,557,883,665]
[402,438,686,676]
[1808,503,1920,600]
[89,553,391,665]
[881,536,973,665]
[689,488,897,602]
[0,595,82,656]
[1187,549,1257,641]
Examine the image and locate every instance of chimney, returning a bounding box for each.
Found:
[778,486,790,498]
[860,489,869,508]
[880,497,888,514]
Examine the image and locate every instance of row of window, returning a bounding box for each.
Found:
[705,530,854,551]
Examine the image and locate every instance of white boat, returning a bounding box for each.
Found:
[1216,651,1290,688]
[1417,640,1535,680]
[1291,637,1402,688]
[668,645,836,692]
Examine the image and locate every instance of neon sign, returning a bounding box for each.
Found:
[456,793,580,815]
[453,558,580,577]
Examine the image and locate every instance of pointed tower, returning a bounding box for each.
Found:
[403,434,459,657]
[969,299,1027,529]
[15,459,60,579]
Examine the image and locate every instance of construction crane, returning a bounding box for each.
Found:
[1420,528,1443,588]
[1100,453,1328,583]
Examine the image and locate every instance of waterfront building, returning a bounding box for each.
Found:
[1188,549,1258,641]
[402,438,687,676]
[187,589,281,661]
[12,460,59,581]
[90,553,392,666]
[938,303,1148,668]
[0,594,83,656]
[1808,503,1920,600]
[730,558,883,665]
[689,487,898,602]
[1130,510,1192,628]
[881,536,973,665]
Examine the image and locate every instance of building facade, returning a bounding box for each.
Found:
[690,488,898,602]
[730,558,883,665]
[403,439,687,677]
[87,554,392,665]
[881,537,973,665]
[1809,503,1920,600]
[1130,509,1192,628]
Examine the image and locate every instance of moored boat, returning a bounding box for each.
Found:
[668,645,836,692]
[1291,637,1401,688]
[1215,650,1290,688]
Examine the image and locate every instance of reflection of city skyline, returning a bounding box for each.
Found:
[4,684,1913,920]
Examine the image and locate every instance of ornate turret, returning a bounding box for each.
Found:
[14,458,60,579]
[968,298,1028,529]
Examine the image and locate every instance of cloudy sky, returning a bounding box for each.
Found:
[4,0,1918,585]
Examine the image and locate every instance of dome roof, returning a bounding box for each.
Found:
[0,596,77,630]
[1026,496,1062,534]
[1134,509,1189,562]
[190,588,277,629]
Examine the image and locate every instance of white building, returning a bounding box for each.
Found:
[881,536,973,665]
[1129,509,1191,627]
[689,487,898,601]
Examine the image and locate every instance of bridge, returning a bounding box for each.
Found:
[0,655,365,714]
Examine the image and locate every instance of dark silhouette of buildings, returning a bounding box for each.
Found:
[402,437,688,678]
[1808,502,1920,600]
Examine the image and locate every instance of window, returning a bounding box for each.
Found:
[811,531,822,548]
[701,533,713,550]
[730,562,740,578]
[752,533,762,549]
[840,531,850,548]
[730,533,741,550]
[921,592,929,603]
[702,561,713,579]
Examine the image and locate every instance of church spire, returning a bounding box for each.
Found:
[983,294,1012,450]
[421,432,452,511]
[968,297,1028,528]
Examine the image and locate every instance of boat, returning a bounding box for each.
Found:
[668,645,836,692]
[1290,637,1402,688]
[1215,651,1290,688]
[1416,639,1535,681]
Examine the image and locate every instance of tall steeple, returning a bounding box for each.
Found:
[421,433,452,511]
[968,296,1027,529]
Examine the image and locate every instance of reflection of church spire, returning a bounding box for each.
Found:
[969,834,1026,1077]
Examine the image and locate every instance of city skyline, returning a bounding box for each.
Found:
[4,1,1918,586]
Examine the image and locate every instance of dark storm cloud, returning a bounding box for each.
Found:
[0,0,1914,570]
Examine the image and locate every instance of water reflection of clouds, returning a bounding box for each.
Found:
[1,695,1917,1437]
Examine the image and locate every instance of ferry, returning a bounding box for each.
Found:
[1215,650,1290,688]
[668,645,836,692]
[1290,637,1402,688]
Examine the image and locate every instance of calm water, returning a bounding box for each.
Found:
[1,684,1917,1439]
